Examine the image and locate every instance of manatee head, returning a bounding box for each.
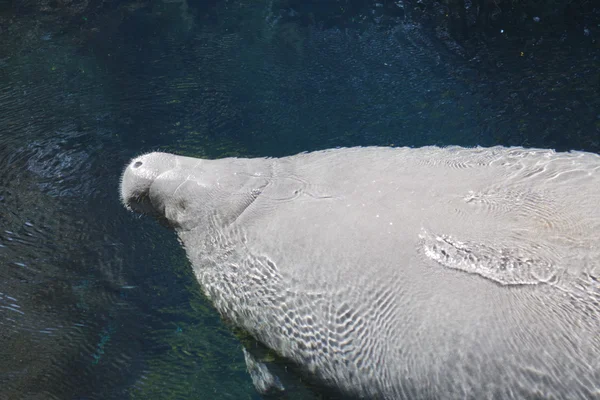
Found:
[120,152,176,216]
[120,152,271,230]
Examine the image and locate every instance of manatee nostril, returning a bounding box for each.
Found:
[133,161,142,168]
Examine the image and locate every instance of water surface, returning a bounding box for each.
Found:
[0,1,598,398]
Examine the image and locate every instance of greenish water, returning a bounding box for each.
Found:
[0,1,598,399]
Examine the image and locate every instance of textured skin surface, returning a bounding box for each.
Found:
[121,146,600,399]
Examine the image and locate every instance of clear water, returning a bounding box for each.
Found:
[0,1,598,399]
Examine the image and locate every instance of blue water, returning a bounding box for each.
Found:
[0,1,598,399]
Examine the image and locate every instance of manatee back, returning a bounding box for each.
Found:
[181,146,600,399]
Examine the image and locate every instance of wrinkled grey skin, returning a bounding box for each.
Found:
[121,146,600,399]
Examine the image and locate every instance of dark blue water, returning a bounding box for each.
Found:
[0,1,598,399]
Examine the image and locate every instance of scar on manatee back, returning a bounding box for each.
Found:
[419,230,557,286]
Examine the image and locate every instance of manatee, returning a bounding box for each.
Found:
[120,146,600,399]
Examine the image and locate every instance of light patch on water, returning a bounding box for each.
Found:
[1,305,25,315]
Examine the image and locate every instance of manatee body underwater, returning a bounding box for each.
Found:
[120,146,600,399]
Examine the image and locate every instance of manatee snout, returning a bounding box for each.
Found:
[120,152,176,215]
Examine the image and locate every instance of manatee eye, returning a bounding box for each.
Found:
[133,161,142,168]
